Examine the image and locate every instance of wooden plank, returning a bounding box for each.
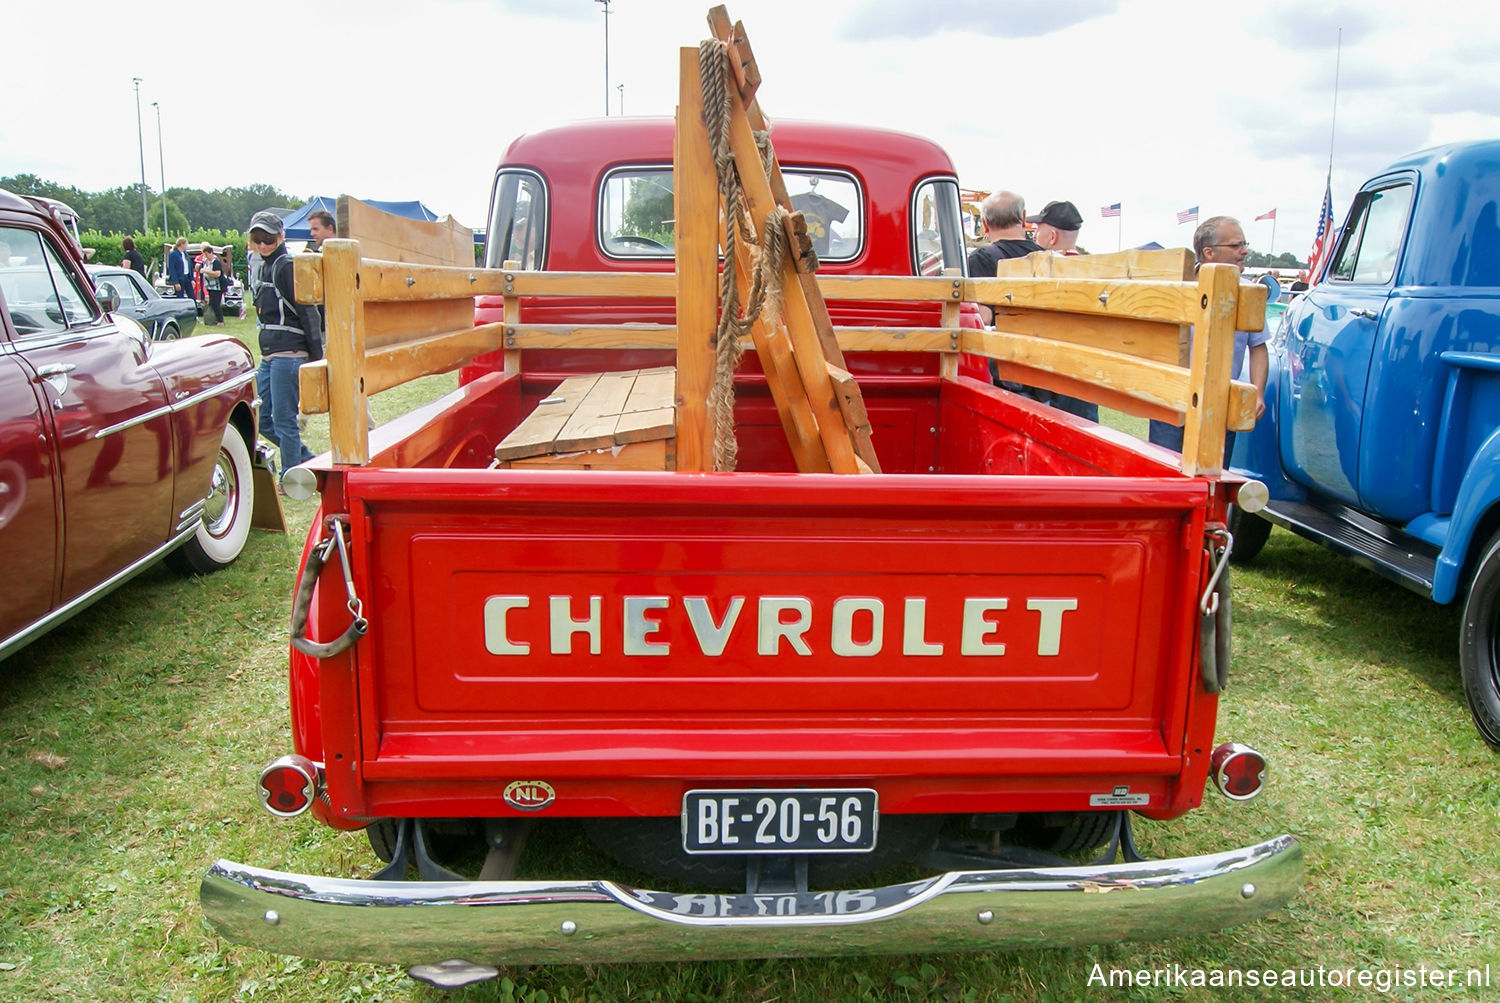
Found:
[318,239,368,464]
[614,407,676,444]
[506,271,677,299]
[992,247,1195,281]
[826,362,878,472]
[622,367,676,413]
[556,372,639,452]
[337,195,473,267]
[963,327,1258,431]
[301,322,505,414]
[816,275,962,302]
[675,45,719,472]
[1181,263,1240,476]
[967,276,1201,325]
[1236,279,1268,332]
[833,328,958,353]
[503,324,680,349]
[990,309,1189,367]
[364,299,476,348]
[315,263,675,304]
[492,374,600,461]
[292,253,324,304]
[504,438,671,471]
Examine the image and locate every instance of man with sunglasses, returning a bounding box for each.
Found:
[1147,215,1269,457]
[247,210,322,481]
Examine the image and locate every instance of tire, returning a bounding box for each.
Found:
[157,320,180,341]
[166,425,254,575]
[1011,811,1119,855]
[583,814,946,891]
[1227,503,1272,564]
[1460,530,1500,749]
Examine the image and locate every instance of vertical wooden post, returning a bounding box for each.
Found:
[675,46,719,473]
[939,267,963,381]
[319,238,367,465]
[501,259,523,375]
[1181,262,1239,476]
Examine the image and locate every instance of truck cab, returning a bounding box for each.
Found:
[469,117,982,385]
[1232,139,1500,747]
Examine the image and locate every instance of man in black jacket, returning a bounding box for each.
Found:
[248,210,323,476]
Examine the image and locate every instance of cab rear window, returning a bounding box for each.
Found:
[597,166,864,262]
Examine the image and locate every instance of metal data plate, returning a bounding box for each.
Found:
[682,788,878,855]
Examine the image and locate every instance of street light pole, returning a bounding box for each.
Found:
[151,102,167,236]
[618,83,624,116]
[596,0,612,116]
[132,77,148,232]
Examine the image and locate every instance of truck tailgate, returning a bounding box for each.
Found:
[321,467,1214,817]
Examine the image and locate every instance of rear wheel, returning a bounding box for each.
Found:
[166,425,253,574]
[1460,530,1500,749]
[1227,503,1272,564]
[156,320,180,341]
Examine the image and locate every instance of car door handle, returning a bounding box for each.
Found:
[1350,308,1379,321]
[35,363,76,403]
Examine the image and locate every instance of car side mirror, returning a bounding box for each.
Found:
[97,282,121,313]
[1256,272,1282,305]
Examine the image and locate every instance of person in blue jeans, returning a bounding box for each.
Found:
[247,210,322,478]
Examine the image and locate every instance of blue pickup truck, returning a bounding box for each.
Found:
[1230,139,1500,749]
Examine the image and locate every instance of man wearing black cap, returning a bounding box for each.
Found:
[248,210,322,480]
[1029,200,1084,255]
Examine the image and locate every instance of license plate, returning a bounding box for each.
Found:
[682,788,878,854]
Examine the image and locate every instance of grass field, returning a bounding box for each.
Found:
[1,317,1497,1000]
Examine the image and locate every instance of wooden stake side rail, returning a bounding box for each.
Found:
[295,244,1261,474]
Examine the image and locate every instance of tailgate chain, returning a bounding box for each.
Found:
[1199,527,1233,694]
[290,516,369,658]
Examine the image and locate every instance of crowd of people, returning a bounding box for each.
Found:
[964,190,1268,447]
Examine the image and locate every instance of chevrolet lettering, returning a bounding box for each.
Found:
[482,594,1081,658]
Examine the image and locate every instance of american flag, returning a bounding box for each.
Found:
[1255,208,1277,221]
[1307,178,1334,282]
[1177,206,1199,225]
[1100,202,1122,218]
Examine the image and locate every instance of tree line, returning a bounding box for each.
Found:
[0,174,305,237]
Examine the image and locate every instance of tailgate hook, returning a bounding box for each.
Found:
[1198,527,1233,693]
[290,516,369,658]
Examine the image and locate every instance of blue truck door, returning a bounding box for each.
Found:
[1282,179,1414,509]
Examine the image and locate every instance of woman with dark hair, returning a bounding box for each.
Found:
[121,236,146,276]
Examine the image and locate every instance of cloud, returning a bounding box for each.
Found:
[839,0,1119,41]
[1261,3,1379,52]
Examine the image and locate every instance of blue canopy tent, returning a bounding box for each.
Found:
[277,196,441,241]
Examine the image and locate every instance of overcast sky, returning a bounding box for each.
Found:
[6,0,1498,256]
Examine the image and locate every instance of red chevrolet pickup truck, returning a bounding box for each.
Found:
[200,112,1298,982]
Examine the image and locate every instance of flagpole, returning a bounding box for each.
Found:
[1271,216,1276,257]
[1117,211,1121,252]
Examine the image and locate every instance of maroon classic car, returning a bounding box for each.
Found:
[0,189,264,660]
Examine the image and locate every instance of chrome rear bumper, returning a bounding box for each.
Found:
[201,834,1299,965]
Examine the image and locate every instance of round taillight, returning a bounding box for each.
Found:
[1210,742,1267,801]
[258,754,321,817]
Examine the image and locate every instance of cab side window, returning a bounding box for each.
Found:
[0,226,97,337]
[1329,183,1412,285]
[485,170,547,270]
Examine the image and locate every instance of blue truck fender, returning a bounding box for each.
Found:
[1432,423,1500,604]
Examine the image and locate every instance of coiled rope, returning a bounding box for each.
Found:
[699,38,788,471]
